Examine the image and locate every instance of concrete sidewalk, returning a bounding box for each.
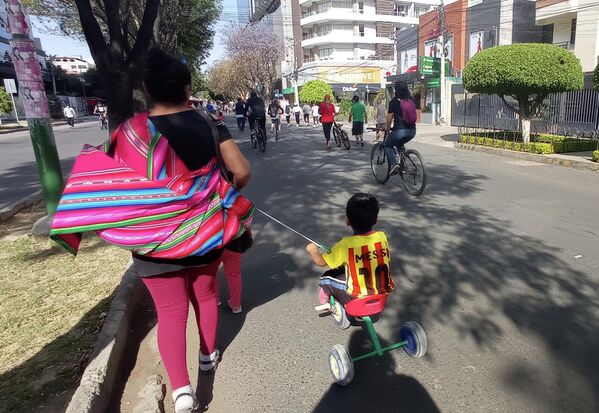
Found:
[0,116,98,135]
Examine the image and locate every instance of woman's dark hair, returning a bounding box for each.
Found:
[394,81,412,100]
[143,48,191,105]
[346,193,379,234]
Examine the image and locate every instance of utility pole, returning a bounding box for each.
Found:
[438,0,447,125]
[7,0,64,230]
[293,56,300,105]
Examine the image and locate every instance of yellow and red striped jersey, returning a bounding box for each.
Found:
[323,231,394,298]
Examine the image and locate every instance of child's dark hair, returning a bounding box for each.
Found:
[346,193,379,234]
[143,48,191,105]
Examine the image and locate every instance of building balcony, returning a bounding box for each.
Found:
[300,8,419,27]
[535,0,574,24]
[301,32,394,48]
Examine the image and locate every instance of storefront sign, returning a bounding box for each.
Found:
[469,31,484,58]
[318,66,381,84]
[400,47,418,74]
[342,86,357,92]
[419,57,451,76]
[426,78,440,88]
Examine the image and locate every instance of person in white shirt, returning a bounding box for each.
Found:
[63,105,76,128]
[374,100,387,141]
[292,104,301,127]
[312,104,320,127]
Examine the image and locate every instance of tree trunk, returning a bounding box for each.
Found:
[521,118,531,144]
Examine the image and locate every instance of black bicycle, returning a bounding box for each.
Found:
[332,122,351,150]
[251,126,267,153]
[370,135,427,196]
[99,115,108,130]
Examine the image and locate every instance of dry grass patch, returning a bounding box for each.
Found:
[0,204,130,412]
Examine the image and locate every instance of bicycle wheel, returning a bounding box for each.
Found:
[251,132,257,149]
[399,149,427,196]
[370,143,390,184]
[258,129,267,153]
[341,130,351,150]
[333,127,341,147]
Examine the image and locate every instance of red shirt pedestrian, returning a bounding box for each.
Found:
[319,95,336,149]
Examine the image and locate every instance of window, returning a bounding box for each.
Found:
[359,24,364,37]
[78,65,87,69]
[570,18,577,46]
[468,0,483,6]
[71,65,76,69]
[358,1,364,13]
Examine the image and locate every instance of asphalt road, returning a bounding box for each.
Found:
[3,117,598,411]
[0,119,106,210]
[113,118,599,413]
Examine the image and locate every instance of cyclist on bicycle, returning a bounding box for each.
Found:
[385,81,416,174]
[268,99,283,134]
[245,91,267,139]
[94,101,108,130]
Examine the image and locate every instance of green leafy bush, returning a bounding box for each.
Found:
[299,80,334,105]
[337,96,353,118]
[459,131,597,153]
[459,135,553,154]
[594,64,599,91]
[463,44,583,96]
[593,150,599,162]
[0,87,13,116]
[463,44,583,143]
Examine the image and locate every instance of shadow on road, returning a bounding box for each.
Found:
[313,329,440,413]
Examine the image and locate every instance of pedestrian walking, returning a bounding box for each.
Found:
[292,103,301,127]
[50,49,253,413]
[349,95,367,146]
[319,95,336,149]
[235,97,246,132]
[63,104,76,127]
[312,104,320,127]
[374,98,387,142]
[302,103,311,126]
[284,103,291,126]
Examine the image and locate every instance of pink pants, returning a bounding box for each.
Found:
[142,260,220,389]
[216,250,243,307]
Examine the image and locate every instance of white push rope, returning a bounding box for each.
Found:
[255,207,330,252]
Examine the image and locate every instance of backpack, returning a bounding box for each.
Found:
[400,98,417,124]
[268,104,279,117]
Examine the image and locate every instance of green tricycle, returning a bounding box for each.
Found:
[318,293,427,385]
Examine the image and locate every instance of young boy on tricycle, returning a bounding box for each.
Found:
[306,193,394,309]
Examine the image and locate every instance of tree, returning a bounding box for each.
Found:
[299,80,334,105]
[25,0,220,129]
[463,43,583,143]
[206,55,256,100]
[0,87,13,117]
[593,63,599,91]
[222,23,284,98]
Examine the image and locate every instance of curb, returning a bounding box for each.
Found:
[66,263,143,413]
[0,189,43,222]
[455,143,599,172]
[0,118,99,135]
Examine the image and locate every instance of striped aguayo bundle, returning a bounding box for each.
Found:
[50,113,254,259]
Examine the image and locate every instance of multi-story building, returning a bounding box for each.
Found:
[536,0,599,73]
[298,0,438,96]
[250,0,282,22]
[237,0,251,23]
[51,56,93,75]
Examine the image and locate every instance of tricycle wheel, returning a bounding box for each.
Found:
[329,344,354,386]
[331,298,351,330]
[399,321,428,358]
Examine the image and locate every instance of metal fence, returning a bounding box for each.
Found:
[451,84,599,135]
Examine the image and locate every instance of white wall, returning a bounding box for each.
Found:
[574,8,599,72]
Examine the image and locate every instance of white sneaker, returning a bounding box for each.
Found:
[172,385,198,413]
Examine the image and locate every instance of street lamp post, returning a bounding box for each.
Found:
[7,0,64,229]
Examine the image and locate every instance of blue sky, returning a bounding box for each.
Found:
[31,0,240,67]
